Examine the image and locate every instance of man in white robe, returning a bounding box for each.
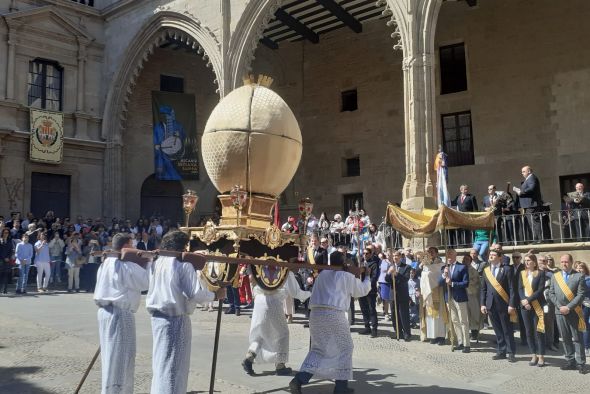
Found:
[94,233,150,394]
[419,247,447,344]
[289,251,370,394]
[242,270,310,376]
[146,231,220,394]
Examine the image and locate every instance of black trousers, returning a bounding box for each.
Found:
[0,270,11,292]
[359,293,378,330]
[489,304,516,355]
[391,296,411,338]
[524,207,542,242]
[350,298,356,323]
[516,306,527,344]
[521,308,546,355]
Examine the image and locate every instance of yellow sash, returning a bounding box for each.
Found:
[484,266,518,323]
[307,247,316,265]
[521,271,545,333]
[554,272,587,332]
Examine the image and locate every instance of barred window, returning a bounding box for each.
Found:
[442,111,474,167]
[28,59,63,111]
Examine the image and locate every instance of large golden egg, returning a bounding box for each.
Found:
[202,84,302,196]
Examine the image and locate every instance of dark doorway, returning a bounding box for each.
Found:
[31,172,70,219]
[343,193,364,216]
[140,174,183,222]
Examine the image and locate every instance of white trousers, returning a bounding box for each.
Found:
[68,266,80,290]
[36,261,51,289]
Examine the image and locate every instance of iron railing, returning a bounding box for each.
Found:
[304,208,590,252]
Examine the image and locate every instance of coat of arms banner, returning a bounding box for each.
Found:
[29,108,64,164]
[151,91,199,180]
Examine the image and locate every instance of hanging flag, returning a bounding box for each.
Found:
[434,149,450,207]
[29,108,64,164]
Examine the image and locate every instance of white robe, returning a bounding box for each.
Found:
[146,256,214,394]
[420,262,447,339]
[249,272,310,364]
[94,257,149,394]
[300,270,371,380]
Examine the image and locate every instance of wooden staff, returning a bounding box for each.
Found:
[74,347,100,394]
[391,265,400,341]
[442,228,456,352]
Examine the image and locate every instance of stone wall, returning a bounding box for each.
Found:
[252,19,405,220]
[122,47,219,221]
[436,0,590,207]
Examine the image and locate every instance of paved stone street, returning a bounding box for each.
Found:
[1,287,588,394]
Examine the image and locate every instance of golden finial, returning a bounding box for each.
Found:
[243,74,274,87]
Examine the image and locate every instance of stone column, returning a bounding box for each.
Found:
[103,141,124,219]
[5,21,21,101]
[387,0,442,211]
[76,38,88,112]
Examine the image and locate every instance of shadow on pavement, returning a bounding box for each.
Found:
[0,366,54,394]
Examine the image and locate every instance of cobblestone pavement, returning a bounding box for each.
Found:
[1,287,588,394]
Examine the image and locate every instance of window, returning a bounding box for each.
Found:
[31,172,70,219]
[343,193,363,217]
[343,156,360,177]
[341,89,357,112]
[28,59,63,111]
[442,111,474,167]
[160,75,184,93]
[439,43,467,94]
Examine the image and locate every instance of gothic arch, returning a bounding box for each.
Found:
[101,10,222,219]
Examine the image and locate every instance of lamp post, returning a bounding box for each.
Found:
[209,185,247,394]
[182,189,198,227]
[298,197,314,260]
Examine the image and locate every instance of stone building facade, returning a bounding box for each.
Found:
[1,0,590,226]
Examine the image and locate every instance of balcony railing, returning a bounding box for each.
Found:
[303,208,590,254]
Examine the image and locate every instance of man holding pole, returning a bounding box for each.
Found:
[146,231,223,394]
[386,250,412,341]
[93,233,150,394]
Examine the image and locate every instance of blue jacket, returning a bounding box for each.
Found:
[439,262,469,302]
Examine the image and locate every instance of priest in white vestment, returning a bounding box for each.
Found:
[289,251,370,394]
[146,231,218,394]
[419,247,448,344]
[94,233,150,394]
[242,271,310,375]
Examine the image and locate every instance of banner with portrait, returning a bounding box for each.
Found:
[29,108,64,164]
[151,91,199,180]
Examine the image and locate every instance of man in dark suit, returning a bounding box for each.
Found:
[453,185,478,246]
[440,249,471,353]
[547,254,587,373]
[386,250,412,341]
[481,248,518,362]
[358,246,380,337]
[515,166,543,243]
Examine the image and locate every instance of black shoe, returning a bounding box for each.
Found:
[15,289,21,294]
[429,339,438,345]
[492,354,507,360]
[303,323,309,328]
[577,365,587,374]
[334,388,354,394]
[370,329,378,338]
[508,354,517,363]
[561,363,576,371]
[359,328,371,335]
[241,359,255,375]
[67,289,73,293]
[462,347,471,354]
[225,308,236,315]
[289,378,302,394]
[437,339,446,346]
[75,289,80,293]
[22,290,27,294]
[453,344,465,351]
[404,335,412,342]
[275,367,292,376]
[235,308,241,316]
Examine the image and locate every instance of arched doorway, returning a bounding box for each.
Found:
[140,174,183,222]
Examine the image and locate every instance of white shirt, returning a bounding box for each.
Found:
[94,257,150,312]
[146,256,214,317]
[310,270,371,312]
